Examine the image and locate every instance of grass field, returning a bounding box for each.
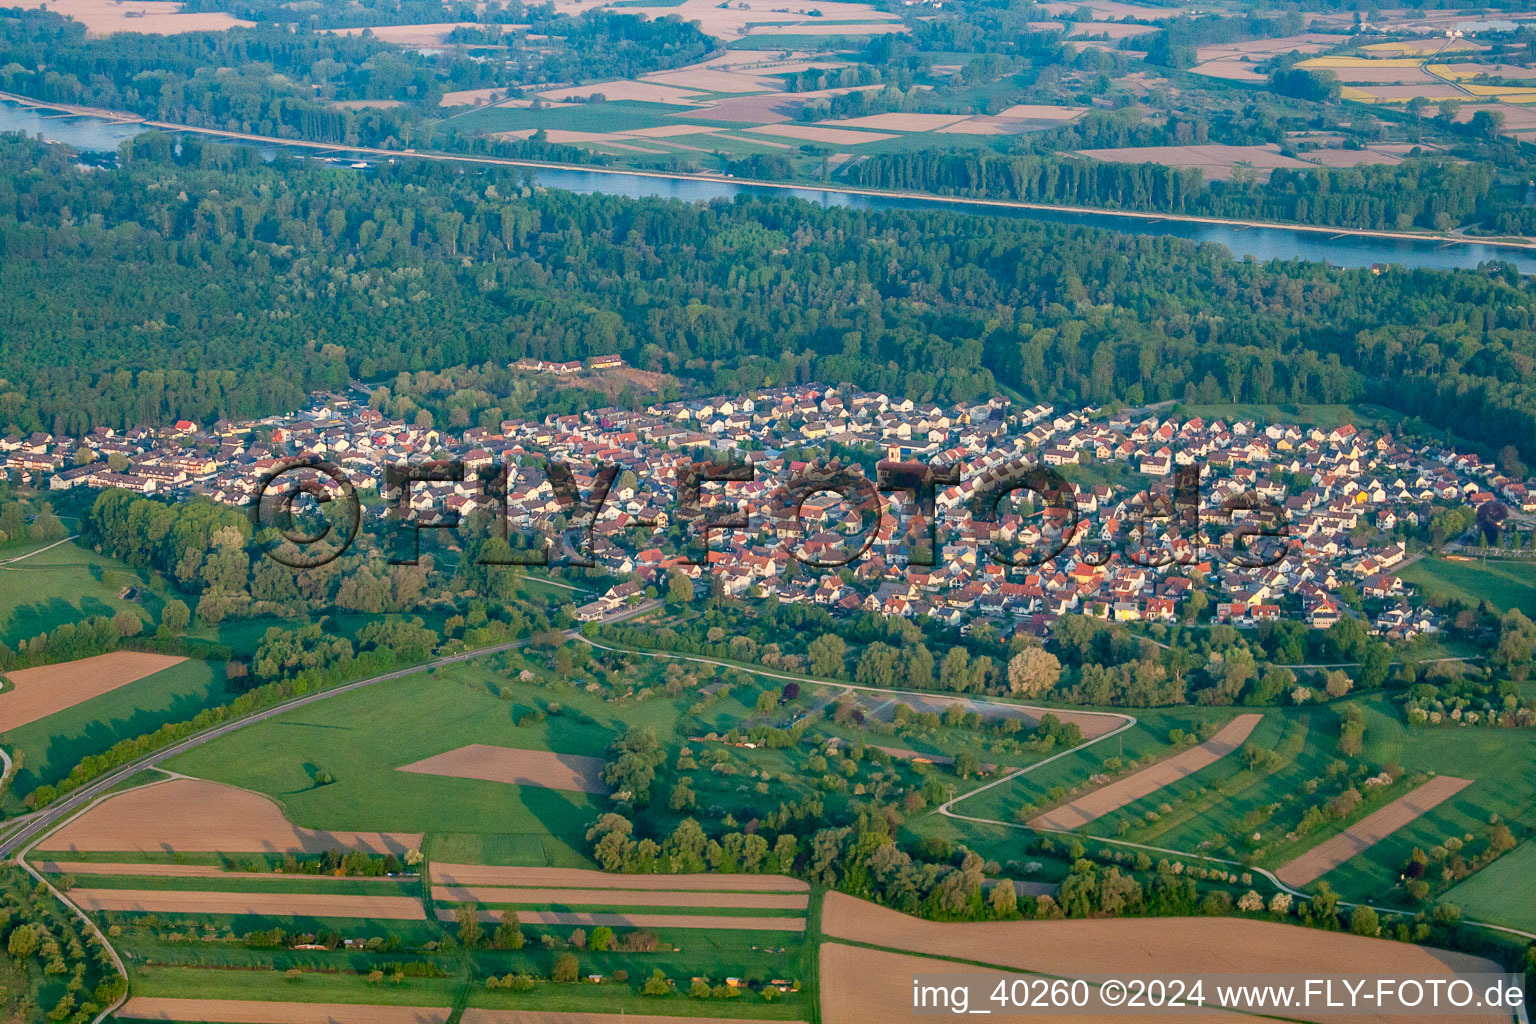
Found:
[162,660,669,867]
[1441,841,1536,933]
[1,658,225,798]
[1398,556,1536,616]
[0,540,157,645]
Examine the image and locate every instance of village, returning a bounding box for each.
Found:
[6,355,1535,647]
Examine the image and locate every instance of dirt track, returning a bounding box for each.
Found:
[435,885,808,909]
[117,998,447,1023]
[429,863,807,891]
[1029,714,1263,831]
[1,652,185,730]
[41,778,421,855]
[398,744,607,793]
[70,888,427,919]
[1275,775,1474,887]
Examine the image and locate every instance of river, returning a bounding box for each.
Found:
[5,99,1534,275]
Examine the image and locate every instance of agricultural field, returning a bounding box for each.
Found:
[1399,556,1536,616]
[1443,841,1536,934]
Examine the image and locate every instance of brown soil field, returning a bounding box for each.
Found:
[747,124,896,145]
[1357,84,1467,101]
[2,652,186,731]
[435,885,808,909]
[8,0,250,34]
[821,113,969,131]
[42,778,422,855]
[71,888,427,919]
[1037,0,1186,19]
[328,22,477,44]
[641,68,780,93]
[744,21,906,35]
[823,944,1260,1023]
[398,745,607,793]
[936,116,1031,135]
[1029,714,1262,831]
[463,1011,807,1024]
[1074,144,1316,180]
[431,863,808,891]
[1319,66,1443,84]
[1303,148,1404,168]
[36,860,410,880]
[573,0,896,40]
[330,99,404,109]
[538,81,705,104]
[439,88,508,107]
[688,94,798,122]
[1069,20,1159,38]
[621,124,724,138]
[821,893,1503,1019]
[119,998,449,1023]
[1276,775,1474,887]
[996,103,1090,120]
[442,908,805,930]
[1191,59,1268,81]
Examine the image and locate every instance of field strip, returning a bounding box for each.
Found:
[440,908,806,931]
[821,943,1257,1023]
[397,744,607,793]
[435,885,808,909]
[70,887,427,919]
[117,997,449,1023]
[1275,775,1474,888]
[1028,713,1263,831]
[42,777,421,854]
[36,860,413,880]
[0,652,185,730]
[463,1011,809,1024]
[819,892,1503,989]
[430,863,808,891]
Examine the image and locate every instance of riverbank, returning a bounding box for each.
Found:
[5,91,1536,271]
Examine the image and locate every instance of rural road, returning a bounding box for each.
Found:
[4,92,1534,252]
[0,533,79,567]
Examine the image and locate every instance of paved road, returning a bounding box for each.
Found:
[0,599,657,859]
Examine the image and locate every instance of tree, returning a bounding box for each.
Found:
[1007,647,1061,696]
[666,571,694,606]
[989,879,1018,919]
[1349,905,1379,937]
[641,968,671,995]
[552,952,579,983]
[1324,670,1353,699]
[8,924,38,958]
[1237,890,1264,913]
[493,910,524,950]
[455,905,483,948]
[589,925,614,952]
[161,598,191,632]
[954,750,981,778]
[807,633,847,678]
[940,646,973,691]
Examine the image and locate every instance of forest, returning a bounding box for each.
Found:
[0,132,1533,467]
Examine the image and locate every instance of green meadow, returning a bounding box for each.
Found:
[1441,841,1536,933]
[0,540,157,645]
[1399,556,1536,616]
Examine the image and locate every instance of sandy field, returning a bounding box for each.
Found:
[436,885,808,909]
[823,944,1263,1024]
[8,0,250,34]
[431,863,808,890]
[821,113,969,131]
[440,88,509,107]
[821,893,1503,1008]
[747,123,896,145]
[1356,84,1467,101]
[1074,144,1317,181]
[72,887,426,918]
[744,21,906,35]
[37,860,408,880]
[328,22,477,44]
[43,778,422,855]
[1029,714,1261,831]
[538,81,706,105]
[330,99,404,110]
[641,68,780,93]
[398,744,607,793]
[119,998,448,1023]
[997,103,1090,120]
[1276,775,1474,887]
[1,652,185,731]
[445,908,805,930]
[463,1011,807,1024]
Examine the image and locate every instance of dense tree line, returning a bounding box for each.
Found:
[847,151,1494,233]
[1,135,1534,464]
